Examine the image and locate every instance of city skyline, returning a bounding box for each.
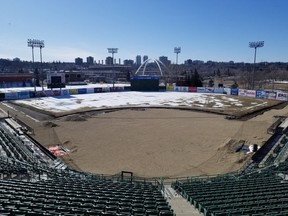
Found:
[1,0,288,63]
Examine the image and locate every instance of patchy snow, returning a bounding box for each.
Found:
[12,91,265,114]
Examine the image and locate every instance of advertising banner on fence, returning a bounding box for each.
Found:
[44,90,54,97]
[197,87,206,93]
[205,87,214,93]
[86,88,94,94]
[188,87,197,92]
[17,91,30,99]
[119,86,125,91]
[265,91,277,100]
[112,86,125,92]
[61,89,70,96]
[102,87,110,92]
[29,91,35,98]
[246,90,256,98]
[238,89,247,97]
[214,88,224,94]
[35,91,45,97]
[5,92,18,100]
[276,92,288,101]
[230,88,238,96]
[224,88,231,95]
[166,85,174,91]
[174,86,180,91]
[174,86,188,92]
[256,90,266,99]
[180,86,189,92]
[94,87,103,93]
[78,88,87,94]
[52,90,61,96]
[69,89,78,95]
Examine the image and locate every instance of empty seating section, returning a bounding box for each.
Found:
[172,166,288,216]
[0,121,174,215]
[0,175,174,215]
[262,134,288,166]
[0,126,35,163]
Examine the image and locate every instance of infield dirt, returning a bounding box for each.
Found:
[35,106,288,178]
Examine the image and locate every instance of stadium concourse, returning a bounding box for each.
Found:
[0,86,288,215]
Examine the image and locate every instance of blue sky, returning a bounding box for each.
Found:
[1,0,288,63]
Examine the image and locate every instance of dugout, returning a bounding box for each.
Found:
[130,76,159,91]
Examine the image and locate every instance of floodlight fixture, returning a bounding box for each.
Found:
[249,41,264,49]
[249,41,264,89]
[174,47,181,64]
[108,48,118,62]
[107,48,118,89]
[28,39,45,48]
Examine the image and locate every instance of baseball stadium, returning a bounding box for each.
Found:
[0,81,288,216]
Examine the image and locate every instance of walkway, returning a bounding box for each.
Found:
[164,186,202,216]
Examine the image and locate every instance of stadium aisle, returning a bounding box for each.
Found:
[164,186,203,216]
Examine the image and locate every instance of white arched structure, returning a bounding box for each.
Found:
[135,59,168,77]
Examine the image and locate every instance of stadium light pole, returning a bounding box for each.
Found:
[174,47,181,65]
[28,39,45,93]
[249,41,264,90]
[39,40,45,91]
[28,39,36,93]
[107,48,118,90]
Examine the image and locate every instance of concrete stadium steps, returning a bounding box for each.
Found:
[164,186,202,216]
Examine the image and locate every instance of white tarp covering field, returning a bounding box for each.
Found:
[13,91,271,114]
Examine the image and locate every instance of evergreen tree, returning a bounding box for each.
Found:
[231,81,238,89]
[34,68,40,87]
[216,68,221,77]
[208,77,214,87]
[126,71,131,81]
[190,69,203,87]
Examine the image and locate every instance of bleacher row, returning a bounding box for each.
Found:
[172,173,288,216]
[0,126,35,164]
[264,135,288,166]
[172,126,288,216]
[0,121,175,216]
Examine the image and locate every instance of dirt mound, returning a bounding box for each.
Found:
[64,114,87,122]
[218,139,246,153]
[199,139,252,174]
[42,121,58,128]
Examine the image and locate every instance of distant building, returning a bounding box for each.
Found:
[64,71,86,85]
[136,55,141,65]
[0,73,33,88]
[123,59,134,65]
[159,56,171,65]
[193,60,204,64]
[105,56,113,65]
[185,59,193,65]
[75,57,83,65]
[86,65,132,83]
[86,56,94,65]
[143,55,148,62]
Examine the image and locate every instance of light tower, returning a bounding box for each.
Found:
[27,39,45,92]
[107,48,118,89]
[174,47,181,64]
[249,41,264,90]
